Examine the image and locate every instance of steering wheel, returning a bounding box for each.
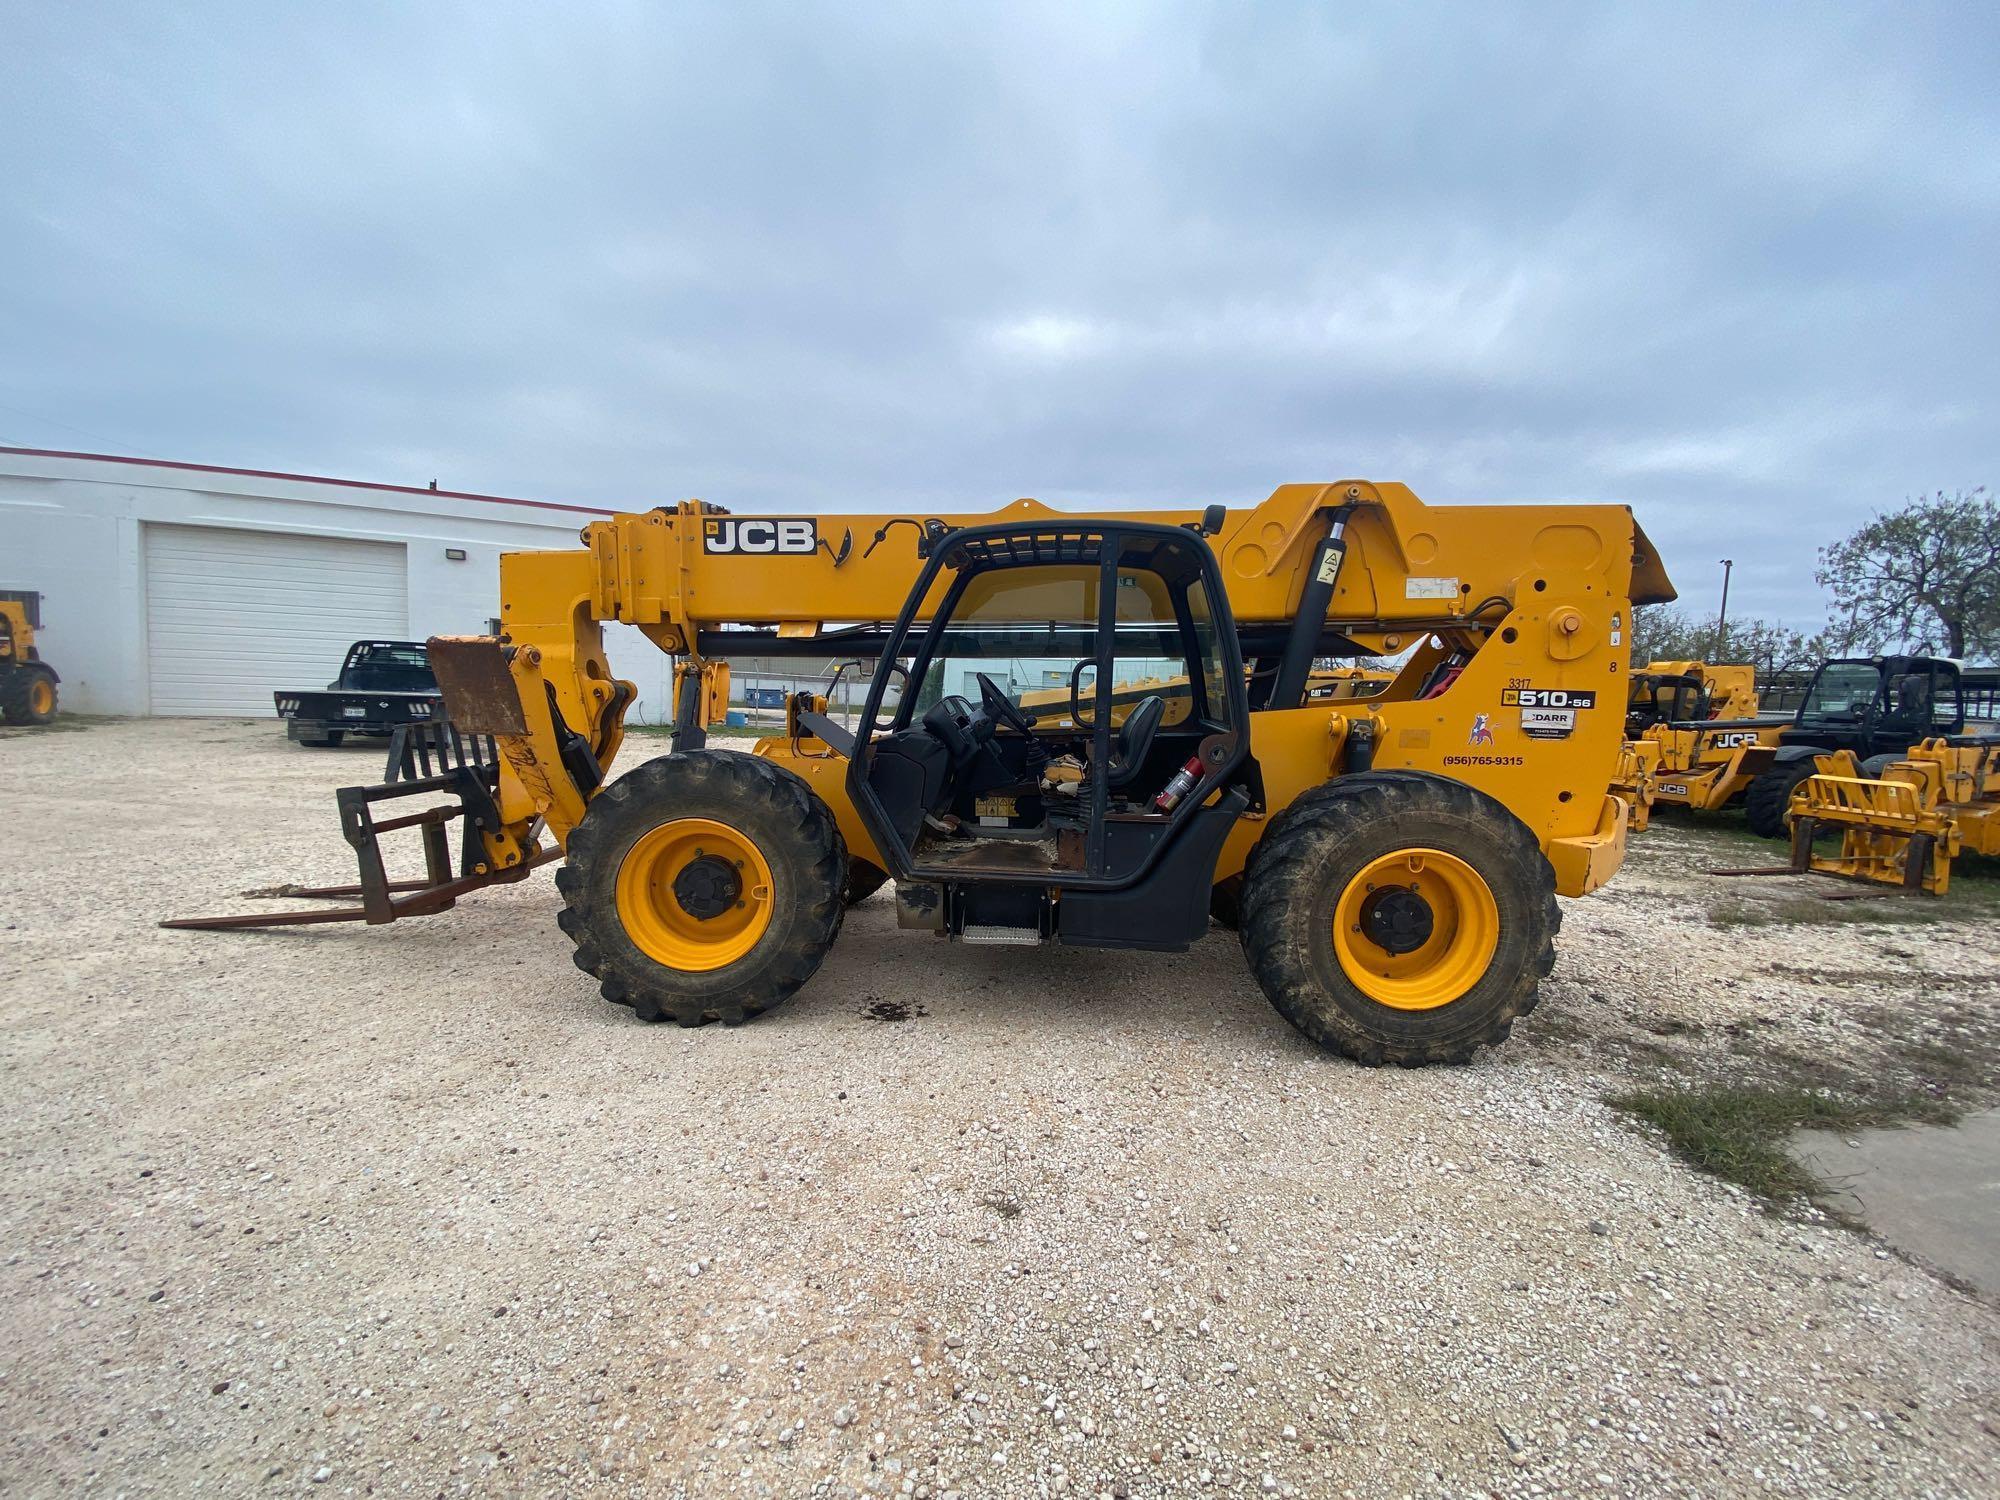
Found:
[976,672,1038,734]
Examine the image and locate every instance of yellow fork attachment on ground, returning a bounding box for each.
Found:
[1785,750,1959,894]
[1719,739,1998,897]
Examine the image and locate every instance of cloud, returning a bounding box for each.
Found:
[985,314,1110,363]
[1,0,1995,630]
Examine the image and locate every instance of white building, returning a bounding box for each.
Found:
[0,446,675,720]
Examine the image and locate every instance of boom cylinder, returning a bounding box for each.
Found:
[1267,506,1353,710]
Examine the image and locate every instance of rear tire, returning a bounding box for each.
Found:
[1239,771,1557,1066]
[557,751,847,1026]
[1,666,58,725]
[844,858,889,907]
[1745,761,1814,838]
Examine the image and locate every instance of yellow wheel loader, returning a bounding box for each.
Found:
[0,591,60,726]
[168,482,1674,1065]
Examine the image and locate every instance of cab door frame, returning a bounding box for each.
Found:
[845,520,1253,892]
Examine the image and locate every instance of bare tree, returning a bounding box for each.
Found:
[1630,605,1825,676]
[1721,617,1828,677]
[1629,604,1711,666]
[1817,488,2000,660]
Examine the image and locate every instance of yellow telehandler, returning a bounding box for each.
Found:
[0,591,60,726]
[1615,659,1783,820]
[1624,660,1759,738]
[169,482,1674,1065]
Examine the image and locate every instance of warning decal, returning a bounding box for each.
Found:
[1405,576,1460,600]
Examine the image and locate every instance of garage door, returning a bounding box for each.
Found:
[145,525,409,715]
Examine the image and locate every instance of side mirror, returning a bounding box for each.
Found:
[1181,504,1227,538]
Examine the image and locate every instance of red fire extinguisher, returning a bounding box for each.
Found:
[1153,755,1206,812]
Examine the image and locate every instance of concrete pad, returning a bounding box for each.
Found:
[1795,1109,2000,1292]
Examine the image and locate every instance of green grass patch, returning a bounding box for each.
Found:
[1891,1036,1995,1106]
[1607,1083,1959,1207]
[1953,850,2000,885]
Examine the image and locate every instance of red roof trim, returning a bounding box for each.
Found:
[0,445,616,516]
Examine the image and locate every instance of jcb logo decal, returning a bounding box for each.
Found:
[1709,730,1760,748]
[703,518,819,555]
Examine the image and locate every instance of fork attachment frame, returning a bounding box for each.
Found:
[161,726,554,931]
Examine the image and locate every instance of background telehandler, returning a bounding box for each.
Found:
[0,591,60,726]
[1624,659,1758,739]
[1736,655,1983,835]
[1616,658,1783,819]
[169,481,1673,1066]
[1618,654,1989,833]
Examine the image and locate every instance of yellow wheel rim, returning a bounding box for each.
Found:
[615,817,774,973]
[1332,848,1500,1011]
[29,678,54,716]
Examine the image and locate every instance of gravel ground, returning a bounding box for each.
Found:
[2,719,1997,1498]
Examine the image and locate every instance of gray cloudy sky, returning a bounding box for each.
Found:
[4,2,1995,626]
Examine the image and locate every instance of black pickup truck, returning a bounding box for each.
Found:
[275,640,443,747]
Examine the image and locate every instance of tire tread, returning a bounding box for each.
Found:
[1745,762,1813,839]
[1,666,59,726]
[558,750,847,1026]
[1238,772,1558,1066]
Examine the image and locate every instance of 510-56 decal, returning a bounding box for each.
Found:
[1497,683,1599,741]
[1500,687,1598,710]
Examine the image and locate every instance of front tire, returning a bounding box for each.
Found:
[1745,761,1814,838]
[557,751,847,1026]
[1239,771,1557,1066]
[1209,876,1244,932]
[1,666,58,725]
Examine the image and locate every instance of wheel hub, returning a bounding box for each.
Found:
[1331,848,1500,1011]
[1359,885,1434,955]
[672,855,742,920]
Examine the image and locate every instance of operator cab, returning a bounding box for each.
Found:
[847,522,1253,946]
[1625,670,1712,737]
[1788,656,1965,753]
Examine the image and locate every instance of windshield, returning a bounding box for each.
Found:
[1800,663,1879,721]
[903,564,1190,728]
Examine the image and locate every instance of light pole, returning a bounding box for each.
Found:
[1715,558,1734,661]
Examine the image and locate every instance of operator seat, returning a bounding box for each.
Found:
[1891,673,1933,725]
[1102,694,1166,791]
